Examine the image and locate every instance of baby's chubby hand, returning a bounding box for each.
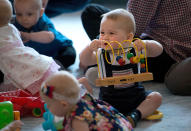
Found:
[89,39,101,52]
[20,31,30,43]
[133,39,145,51]
[89,39,106,52]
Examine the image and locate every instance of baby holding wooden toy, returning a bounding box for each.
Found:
[80,8,163,127]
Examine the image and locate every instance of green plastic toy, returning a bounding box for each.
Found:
[0,101,14,129]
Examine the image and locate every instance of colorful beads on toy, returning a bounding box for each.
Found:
[118,59,126,66]
[128,56,140,64]
[140,54,145,64]
[127,53,136,64]
[139,53,146,72]
[129,57,135,64]
[116,56,125,66]
[139,54,144,59]
[127,53,134,59]
[133,56,140,63]
[141,63,145,68]
[127,53,141,64]
[140,58,145,64]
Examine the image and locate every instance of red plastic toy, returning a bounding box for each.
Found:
[0,89,45,117]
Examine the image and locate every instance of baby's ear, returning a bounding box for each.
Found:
[40,8,45,17]
[127,32,134,41]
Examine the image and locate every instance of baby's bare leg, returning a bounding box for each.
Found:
[137,92,162,118]
[127,92,162,127]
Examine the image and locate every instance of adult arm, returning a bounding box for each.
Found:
[127,0,161,37]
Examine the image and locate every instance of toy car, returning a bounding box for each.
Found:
[0,89,45,117]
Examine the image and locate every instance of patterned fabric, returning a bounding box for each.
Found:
[63,93,133,131]
[127,0,191,62]
[0,24,60,95]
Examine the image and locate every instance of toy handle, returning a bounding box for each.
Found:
[14,111,21,131]
[14,111,20,120]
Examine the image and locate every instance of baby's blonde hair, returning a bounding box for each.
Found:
[0,0,12,26]
[101,8,136,34]
[41,71,80,104]
[14,0,43,10]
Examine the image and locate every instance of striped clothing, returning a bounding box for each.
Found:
[127,0,191,62]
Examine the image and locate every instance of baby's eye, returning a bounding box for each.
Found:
[100,32,104,35]
[109,32,114,35]
[27,13,33,16]
[16,13,22,17]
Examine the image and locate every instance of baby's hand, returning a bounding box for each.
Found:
[134,39,145,51]
[1,120,24,131]
[78,77,93,94]
[20,31,30,43]
[89,39,102,51]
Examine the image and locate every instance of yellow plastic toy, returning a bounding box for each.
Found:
[145,110,163,120]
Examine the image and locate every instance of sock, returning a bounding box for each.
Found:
[133,109,142,121]
[127,109,142,128]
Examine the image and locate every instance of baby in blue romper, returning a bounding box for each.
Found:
[13,0,76,69]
